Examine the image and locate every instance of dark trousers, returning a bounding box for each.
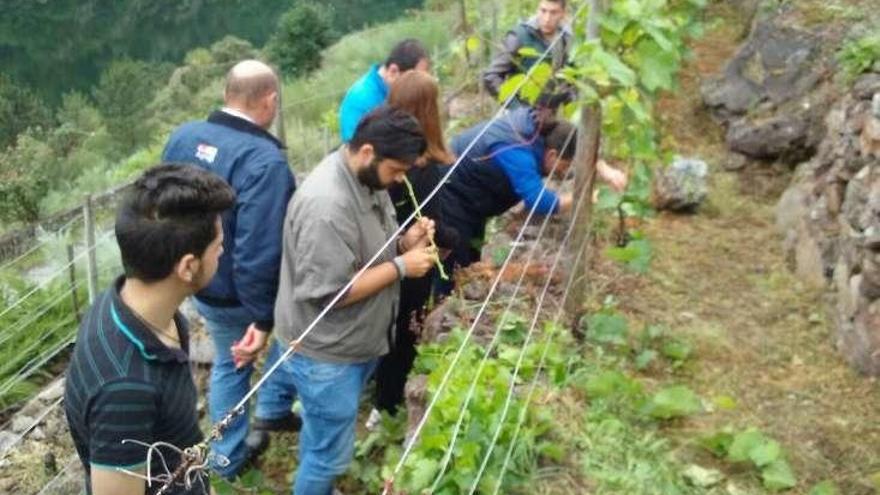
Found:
[375,274,432,413]
[435,216,486,295]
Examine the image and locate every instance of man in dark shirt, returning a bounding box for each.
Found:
[63,164,235,495]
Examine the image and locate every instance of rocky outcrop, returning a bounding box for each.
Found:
[777,73,880,374]
[701,11,839,165]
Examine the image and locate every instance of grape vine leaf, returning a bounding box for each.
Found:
[761,458,797,491]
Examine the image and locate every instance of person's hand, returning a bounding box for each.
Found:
[231,324,269,369]
[400,246,437,278]
[401,217,436,251]
[597,159,628,193]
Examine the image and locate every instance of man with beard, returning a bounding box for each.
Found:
[273,105,437,494]
[63,164,235,494]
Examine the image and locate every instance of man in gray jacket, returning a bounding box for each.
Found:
[482,0,574,107]
[273,106,437,495]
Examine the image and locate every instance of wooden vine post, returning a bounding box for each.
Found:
[566,0,603,316]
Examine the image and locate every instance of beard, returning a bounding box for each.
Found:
[357,158,386,191]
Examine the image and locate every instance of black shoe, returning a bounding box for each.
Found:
[252,412,302,432]
[244,429,270,459]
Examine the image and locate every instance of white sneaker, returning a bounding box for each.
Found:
[365,408,382,431]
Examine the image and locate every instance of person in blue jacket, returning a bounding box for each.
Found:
[338,38,431,142]
[161,60,298,479]
[440,107,627,286]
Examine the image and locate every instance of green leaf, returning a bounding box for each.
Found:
[809,481,839,495]
[575,80,600,103]
[517,46,541,58]
[621,24,643,47]
[635,349,658,370]
[520,62,553,104]
[761,459,797,491]
[211,479,235,495]
[600,15,629,35]
[661,339,692,361]
[586,312,629,345]
[465,35,481,54]
[712,395,738,411]
[727,429,766,463]
[634,38,678,92]
[643,24,675,52]
[595,48,637,86]
[408,457,440,489]
[644,385,702,419]
[749,439,782,467]
[583,370,641,399]
[605,238,652,273]
[538,441,566,462]
[699,431,734,457]
[498,74,526,104]
[620,87,650,122]
[239,469,264,487]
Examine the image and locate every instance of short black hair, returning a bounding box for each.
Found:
[541,118,577,160]
[350,105,427,164]
[115,164,235,282]
[543,0,567,8]
[385,39,429,71]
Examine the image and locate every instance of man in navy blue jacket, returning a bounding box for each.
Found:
[440,107,627,283]
[162,60,297,478]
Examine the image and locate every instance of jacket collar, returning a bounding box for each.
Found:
[207,110,286,150]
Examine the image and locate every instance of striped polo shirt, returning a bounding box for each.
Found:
[63,277,206,494]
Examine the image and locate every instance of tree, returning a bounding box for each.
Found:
[0,130,54,223]
[93,59,161,156]
[266,2,337,77]
[0,74,52,150]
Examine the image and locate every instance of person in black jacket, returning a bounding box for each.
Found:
[366,70,460,426]
[438,107,627,294]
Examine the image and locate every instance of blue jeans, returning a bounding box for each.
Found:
[283,353,377,495]
[193,300,297,478]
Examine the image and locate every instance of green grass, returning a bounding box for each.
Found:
[0,231,121,411]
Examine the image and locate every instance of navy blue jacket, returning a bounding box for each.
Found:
[444,108,557,231]
[162,111,296,331]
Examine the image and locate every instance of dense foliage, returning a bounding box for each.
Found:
[266,2,338,77]
[0,0,424,104]
[0,75,53,149]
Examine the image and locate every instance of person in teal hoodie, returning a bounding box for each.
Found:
[338,38,431,142]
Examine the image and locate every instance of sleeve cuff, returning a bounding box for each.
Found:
[254,320,274,333]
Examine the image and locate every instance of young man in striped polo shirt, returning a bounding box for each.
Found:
[63,164,235,495]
